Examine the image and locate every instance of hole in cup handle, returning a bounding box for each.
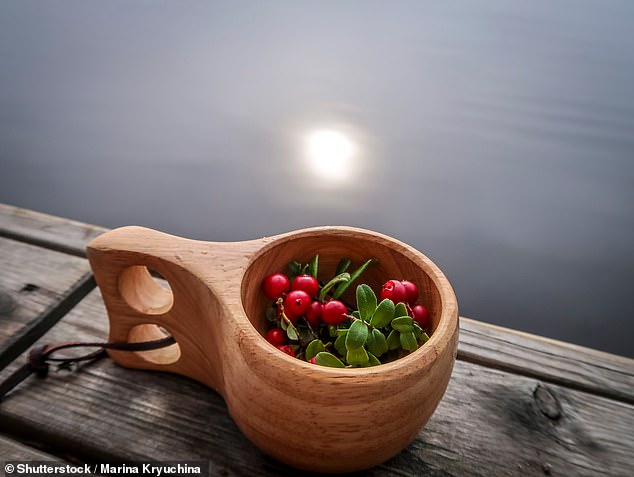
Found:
[86,226,188,369]
[86,226,230,391]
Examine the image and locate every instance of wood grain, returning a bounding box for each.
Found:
[85,225,459,472]
[458,317,634,405]
[0,237,93,370]
[0,204,106,257]
[0,291,632,476]
[0,434,62,460]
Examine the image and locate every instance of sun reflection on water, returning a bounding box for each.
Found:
[306,129,356,182]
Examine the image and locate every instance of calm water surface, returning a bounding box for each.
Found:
[1,1,633,356]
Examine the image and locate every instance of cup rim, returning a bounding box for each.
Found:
[239,225,459,377]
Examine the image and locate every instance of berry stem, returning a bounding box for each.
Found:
[276,298,299,335]
[302,317,320,340]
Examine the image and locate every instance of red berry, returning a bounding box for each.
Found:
[412,304,430,328]
[322,300,348,325]
[305,301,322,328]
[262,273,290,300]
[265,328,287,347]
[277,345,295,357]
[284,290,311,316]
[285,309,301,323]
[380,280,407,304]
[291,274,319,298]
[308,356,317,364]
[401,280,419,304]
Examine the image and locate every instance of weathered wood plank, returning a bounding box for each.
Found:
[458,317,634,405]
[2,204,632,405]
[0,290,631,476]
[0,433,61,460]
[0,237,94,370]
[0,204,106,258]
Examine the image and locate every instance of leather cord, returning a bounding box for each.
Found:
[0,336,176,401]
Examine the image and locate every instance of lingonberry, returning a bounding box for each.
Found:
[291,274,319,298]
[411,304,430,328]
[380,279,407,304]
[262,273,290,300]
[265,328,287,347]
[305,301,322,328]
[277,345,295,357]
[285,309,300,323]
[308,356,317,364]
[401,280,419,304]
[284,290,311,317]
[322,299,348,326]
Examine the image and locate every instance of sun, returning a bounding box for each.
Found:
[306,129,356,181]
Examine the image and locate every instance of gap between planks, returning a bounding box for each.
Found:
[0,273,96,372]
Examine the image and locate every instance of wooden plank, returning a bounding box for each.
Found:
[0,290,631,476]
[0,433,61,460]
[0,204,106,258]
[458,317,634,405]
[0,237,94,371]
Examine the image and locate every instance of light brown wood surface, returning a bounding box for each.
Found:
[86,225,459,472]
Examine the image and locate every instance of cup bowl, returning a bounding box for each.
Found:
[235,227,458,472]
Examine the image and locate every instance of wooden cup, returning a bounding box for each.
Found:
[86,226,459,473]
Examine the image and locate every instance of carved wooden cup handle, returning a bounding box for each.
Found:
[86,226,262,395]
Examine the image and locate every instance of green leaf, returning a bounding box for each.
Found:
[286,324,299,341]
[400,331,418,352]
[288,260,302,276]
[356,284,377,322]
[370,299,395,328]
[265,306,278,322]
[346,346,369,366]
[305,339,325,360]
[387,330,401,350]
[391,316,414,332]
[336,257,352,275]
[336,328,349,336]
[318,272,351,302]
[395,302,408,319]
[351,310,360,319]
[334,333,347,355]
[280,317,288,331]
[367,351,382,366]
[421,332,431,343]
[301,263,310,274]
[328,325,338,338]
[298,326,315,345]
[366,328,388,357]
[308,255,319,279]
[315,352,345,368]
[332,259,376,299]
[412,322,423,340]
[345,320,369,350]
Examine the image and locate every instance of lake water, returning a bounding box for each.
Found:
[1,1,633,357]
